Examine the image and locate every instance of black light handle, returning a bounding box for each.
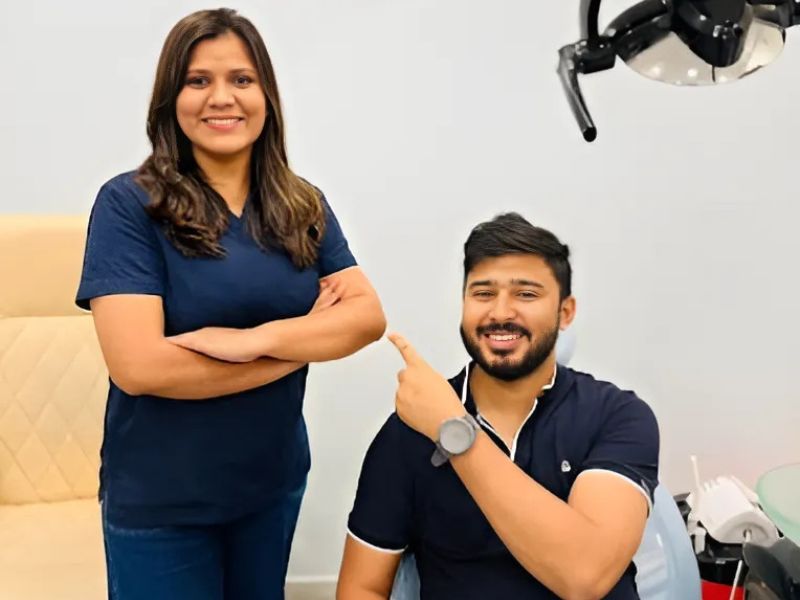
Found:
[581,0,603,42]
[557,44,598,142]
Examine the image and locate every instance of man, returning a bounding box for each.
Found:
[337,213,659,599]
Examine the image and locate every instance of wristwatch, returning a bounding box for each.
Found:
[431,413,480,467]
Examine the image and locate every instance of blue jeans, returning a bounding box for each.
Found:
[102,484,305,600]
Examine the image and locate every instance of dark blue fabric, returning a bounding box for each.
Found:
[347,365,660,600]
[102,481,305,600]
[76,171,356,527]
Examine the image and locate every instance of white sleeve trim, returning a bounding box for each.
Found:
[347,528,407,555]
[575,468,654,513]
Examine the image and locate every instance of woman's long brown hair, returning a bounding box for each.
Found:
[136,8,324,268]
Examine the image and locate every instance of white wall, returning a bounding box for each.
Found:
[2,0,798,579]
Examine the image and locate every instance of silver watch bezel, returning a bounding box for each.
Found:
[431,414,479,467]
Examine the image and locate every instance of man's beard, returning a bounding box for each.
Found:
[459,318,560,382]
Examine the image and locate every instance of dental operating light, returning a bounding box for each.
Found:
[557,0,800,141]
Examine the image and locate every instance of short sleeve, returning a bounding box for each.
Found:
[317,194,357,277]
[75,178,166,310]
[578,392,660,509]
[347,415,414,553]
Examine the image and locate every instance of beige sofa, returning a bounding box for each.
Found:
[0,215,108,599]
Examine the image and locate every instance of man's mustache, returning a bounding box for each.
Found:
[476,323,532,339]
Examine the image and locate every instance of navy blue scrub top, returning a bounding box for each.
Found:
[347,364,660,599]
[76,171,356,528]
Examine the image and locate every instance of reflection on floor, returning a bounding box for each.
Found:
[286,582,336,600]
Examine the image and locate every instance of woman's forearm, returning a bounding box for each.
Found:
[120,340,304,400]
[253,293,386,362]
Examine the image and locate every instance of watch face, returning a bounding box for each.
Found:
[440,419,475,454]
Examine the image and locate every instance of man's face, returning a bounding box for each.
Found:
[460,254,575,382]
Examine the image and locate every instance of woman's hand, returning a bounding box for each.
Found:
[167,327,262,363]
[167,279,345,362]
[310,277,345,314]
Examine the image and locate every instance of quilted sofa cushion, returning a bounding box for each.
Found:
[0,499,106,599]
[0,316,107,503]
[0,214,108,504]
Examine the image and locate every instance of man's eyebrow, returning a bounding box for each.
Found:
[511,279,544,288]
[468,279,545,289]
[467,280,494,289]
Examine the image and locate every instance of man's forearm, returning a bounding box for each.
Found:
[450,433,616,599]
[122,341,304,400]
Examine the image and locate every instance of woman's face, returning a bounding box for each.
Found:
[176,31,267,164]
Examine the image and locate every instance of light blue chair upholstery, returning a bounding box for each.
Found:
[632,484,701,600]
[389,484,701,600]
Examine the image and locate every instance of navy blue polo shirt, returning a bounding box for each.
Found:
[76,171,356,528]
[347,363,660,599]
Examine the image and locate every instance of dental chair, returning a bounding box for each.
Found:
[390,330,702,600]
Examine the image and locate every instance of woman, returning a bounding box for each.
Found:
[76,8,385,600]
